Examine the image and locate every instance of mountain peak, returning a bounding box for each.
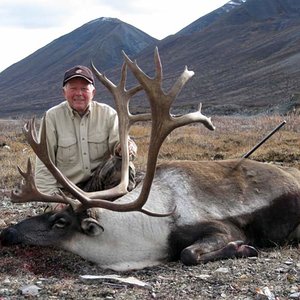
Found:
[86,17,121,25]
[177,0,247,36]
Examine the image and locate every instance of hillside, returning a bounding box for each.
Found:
[122,0,300,115]
[0,17,157,117]
[1,0,300,117]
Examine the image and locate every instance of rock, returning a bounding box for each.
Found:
[255,287,275,300]
[290,292,300,299]
[215,267,229,273]
[3,278,10,285]
[196,274,211,280]
[19,284,41,296]
[0,219,6,227]
[79,274,152,289]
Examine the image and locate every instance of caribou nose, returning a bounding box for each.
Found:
[0,227,21,246]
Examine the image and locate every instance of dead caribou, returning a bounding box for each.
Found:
[1,48,300,271]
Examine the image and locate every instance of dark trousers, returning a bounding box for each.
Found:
[79,156,137,193]
[45,157,141,211]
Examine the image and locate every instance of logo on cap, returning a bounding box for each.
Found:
[63,65,95,86]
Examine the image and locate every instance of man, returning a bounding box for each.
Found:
[35,65,137,205]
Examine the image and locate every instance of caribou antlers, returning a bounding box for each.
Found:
[11,47,215,216]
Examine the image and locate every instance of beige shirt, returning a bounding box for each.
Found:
[35,101,119,195]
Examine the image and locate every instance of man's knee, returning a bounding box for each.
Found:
[100,157,137,191]
[82,156,137,192]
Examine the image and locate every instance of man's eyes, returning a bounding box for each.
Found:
[69,88,89,92]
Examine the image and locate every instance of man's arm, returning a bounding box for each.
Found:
[113,138,137,160]
[107,110,137,160]
[35,114,60,195]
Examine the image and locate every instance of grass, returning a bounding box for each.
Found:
[0,113,299,192]
[0,113,300,300]
[131,113,300,169]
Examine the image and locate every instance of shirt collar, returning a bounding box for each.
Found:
[65,101,92,118]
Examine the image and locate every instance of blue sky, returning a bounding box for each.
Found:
[0,0,229,72]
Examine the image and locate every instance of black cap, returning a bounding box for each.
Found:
[63,65,94,86]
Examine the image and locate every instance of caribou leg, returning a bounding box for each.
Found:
[181,240,258,265]
[169,220,258,265]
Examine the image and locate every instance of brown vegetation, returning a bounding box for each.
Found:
[0,113,300,299]
[1,114,299,191]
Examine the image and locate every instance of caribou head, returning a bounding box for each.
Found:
[1,48,300,271]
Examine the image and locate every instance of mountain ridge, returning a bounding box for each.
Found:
[1,0,300,117]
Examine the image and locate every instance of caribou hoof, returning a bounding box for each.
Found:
[180,248,198,266]
[225,241,259,258]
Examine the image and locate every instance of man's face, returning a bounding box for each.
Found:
[63,78,95,114]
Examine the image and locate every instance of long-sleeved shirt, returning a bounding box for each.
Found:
[35,100,119,195]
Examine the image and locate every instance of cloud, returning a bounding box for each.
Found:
[92,0,149,13]
[0,0,229,34]
[0,0,114,29]
[0,1,67,28]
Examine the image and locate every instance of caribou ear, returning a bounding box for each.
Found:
[81,218,104,236]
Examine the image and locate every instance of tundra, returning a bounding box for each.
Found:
[1,49,300,271]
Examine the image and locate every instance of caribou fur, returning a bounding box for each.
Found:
[1,158,300,271]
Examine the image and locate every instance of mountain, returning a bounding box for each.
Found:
[177,0,247,36]
[0,17,157,117]
[1,0,300,117]
[125,0,300,115]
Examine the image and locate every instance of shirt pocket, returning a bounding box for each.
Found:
[56,137,78,165]
[88,133,109,163]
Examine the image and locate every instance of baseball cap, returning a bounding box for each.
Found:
[63,65,94,86]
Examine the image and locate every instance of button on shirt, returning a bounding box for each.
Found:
[35,101,119,195]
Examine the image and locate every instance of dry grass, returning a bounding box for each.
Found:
[0,114,300,299]
[0,120,35,189]
[0,113,299,191]
[131,113,300,170]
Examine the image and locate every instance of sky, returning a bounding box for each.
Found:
[0,0,229,72]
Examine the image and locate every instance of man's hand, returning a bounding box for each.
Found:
[114,139,137,160]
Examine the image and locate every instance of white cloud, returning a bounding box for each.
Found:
[0,0,67,28]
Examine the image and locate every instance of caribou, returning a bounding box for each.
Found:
[1,48,300,271]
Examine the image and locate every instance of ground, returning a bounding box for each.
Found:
[1,116,300,299]
[1,200,300,299]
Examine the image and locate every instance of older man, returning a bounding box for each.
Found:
[35,65,137,205]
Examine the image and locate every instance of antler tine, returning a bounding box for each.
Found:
[11,158,76,206]
[119,61,129,92]
[91,60,145,100]
[23,118,40,156]
[88,62,149,199]
[91,61,117,92]
[92,59,151,124]
[153,47,163,83]
[122,50,154,91]
[167,103,215,131]
[169,66,194,98]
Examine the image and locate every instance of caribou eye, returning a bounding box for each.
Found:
[81,218,104,236]
[53,217,70,229]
